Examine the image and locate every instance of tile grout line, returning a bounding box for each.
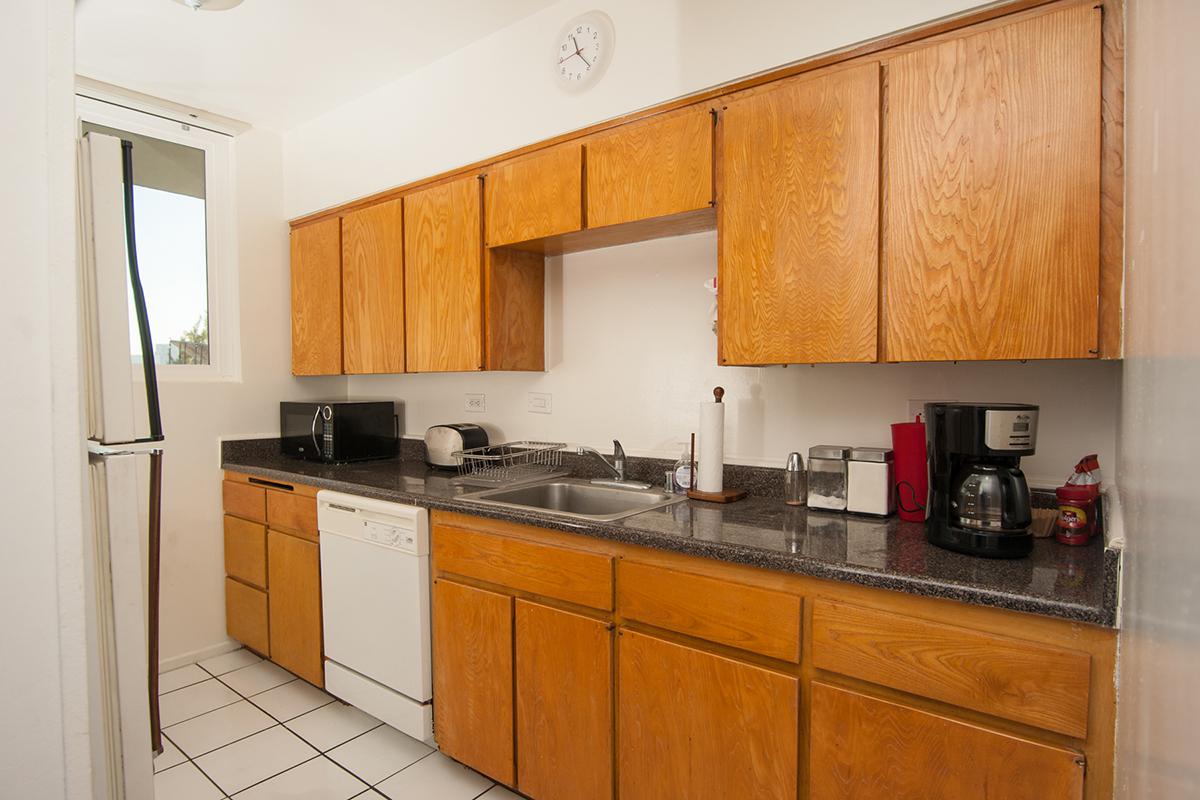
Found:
[158,730,233,800]
[370,748,439,791]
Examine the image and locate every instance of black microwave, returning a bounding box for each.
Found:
[280,401,398,463]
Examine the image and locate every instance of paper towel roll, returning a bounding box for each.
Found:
[697,401,725,493]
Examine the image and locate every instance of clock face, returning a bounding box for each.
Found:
[556,13,613,90]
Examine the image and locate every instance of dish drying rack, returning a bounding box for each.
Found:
[452,441,568,486]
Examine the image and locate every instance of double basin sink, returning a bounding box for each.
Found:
[460,478,684,522]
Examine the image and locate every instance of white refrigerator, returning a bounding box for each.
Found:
[78,131,165,800]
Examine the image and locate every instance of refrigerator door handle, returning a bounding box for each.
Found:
[120,140,164,443]
[146,450,164,755]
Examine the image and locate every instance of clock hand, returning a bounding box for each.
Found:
[574,50,591,68]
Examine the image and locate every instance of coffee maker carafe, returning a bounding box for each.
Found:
[926,403,1039,558]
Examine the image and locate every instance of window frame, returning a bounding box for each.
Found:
[76,95,241,382]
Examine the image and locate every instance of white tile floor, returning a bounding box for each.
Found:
[155,649,512,799]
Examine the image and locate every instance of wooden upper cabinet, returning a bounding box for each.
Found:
[515,600,612,800]
[718,63,881,365]
[266,530,323,687]
[431,579,514,786]
[883,4,1102,361]
[618,630,799,800]
[404,176,483,372]
[586,109,713,228]
[484,247,544,371]
[290,217,343,376]
[485,144,582,247]
[341,198,405,374]
[809,682,1085,800]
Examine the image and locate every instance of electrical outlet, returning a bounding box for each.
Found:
[527,392,552,414]
[464,393,486,413]
[907,398,955,420]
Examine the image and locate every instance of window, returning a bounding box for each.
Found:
[77,95,240,380]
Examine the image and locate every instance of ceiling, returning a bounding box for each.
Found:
[74,0,558,130]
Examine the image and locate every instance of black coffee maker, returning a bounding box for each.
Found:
[925,402,1039,558]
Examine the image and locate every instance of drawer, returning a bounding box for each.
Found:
[223,480,266,523]
[225,578,269,656]
[618,560,801,662]
[433,524,613,610]
[223,515,267,589]
[811,599,1091,738]
[266,490,318,541]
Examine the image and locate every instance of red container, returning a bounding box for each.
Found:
[891,416,928,522]
[1056,483,1099,545]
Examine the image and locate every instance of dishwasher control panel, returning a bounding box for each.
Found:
[317,490,429,556]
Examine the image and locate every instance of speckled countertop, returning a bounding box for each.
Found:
[222,438,1119,627]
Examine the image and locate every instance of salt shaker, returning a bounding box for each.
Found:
[784,452,806,506]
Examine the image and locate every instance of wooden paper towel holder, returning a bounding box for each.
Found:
[686,392,747,504]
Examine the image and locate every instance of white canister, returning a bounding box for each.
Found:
[847,447,896,516]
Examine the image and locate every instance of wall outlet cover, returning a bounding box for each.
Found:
[527,392,552,414]
[464,393,486,413]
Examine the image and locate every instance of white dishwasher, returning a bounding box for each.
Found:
[318,490,432,742]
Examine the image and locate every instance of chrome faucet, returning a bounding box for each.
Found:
[576,440,650,490]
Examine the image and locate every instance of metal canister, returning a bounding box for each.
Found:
[847,447,896,516]
[784,452,806,506]
[807,445,851,511]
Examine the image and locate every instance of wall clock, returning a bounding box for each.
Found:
[555,11,615,91]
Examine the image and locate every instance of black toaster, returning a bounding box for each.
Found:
[424,423,489,469]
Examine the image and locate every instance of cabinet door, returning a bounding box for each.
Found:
[485,144,582,247]
[618,630,798,800]
[516,601,612,800]
[809,682,1085,799]
[290,217,343,375]
[267,530,324,687]
[719,63,881,365]
[342,198,405,374]
[884,4,1101,361]
[431,579,514,785]
[225,578,269,656]
[404,176,483,372]
[223,515,267,589]
[587,108,712,228]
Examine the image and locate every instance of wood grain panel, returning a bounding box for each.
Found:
[225,578,269,656]
[265,491,318,542]
[810,682,1085,799]
[1098,0,1124,358]
[223,515,267,589]
[267,530,324,687]
[812,599,1091,737]
[433,523,613,610]
[484,247,544,371]
[341,198,405,374]
[432,579,514,785]
[719,63,881,365]
[290,217,343,375]
[404,176,483,372]
[618,630,798,800]
[618,560,801,662]
[515,600,612,800]
[586,108,713,228]
[884,4,1102,361]
[485,144,582,247]
[222,480,265,523]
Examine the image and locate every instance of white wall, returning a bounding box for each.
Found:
[1115,1,1200,796]
[154,127,344,666]
[284,0,1120,488]
[283,0,992,218]
[1,0,93,796]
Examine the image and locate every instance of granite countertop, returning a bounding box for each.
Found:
[222,438,1119,627]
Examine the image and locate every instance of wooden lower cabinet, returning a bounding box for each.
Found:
[515,600,613,800]
[809,682,1085,799]
[266,530,324,687]
[225,577,269,656]
[431,579,515,786]
[617,630,799,800]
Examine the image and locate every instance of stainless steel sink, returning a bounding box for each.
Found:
[460,478,684,522]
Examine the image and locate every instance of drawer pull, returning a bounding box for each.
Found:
[248,476,295,491]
